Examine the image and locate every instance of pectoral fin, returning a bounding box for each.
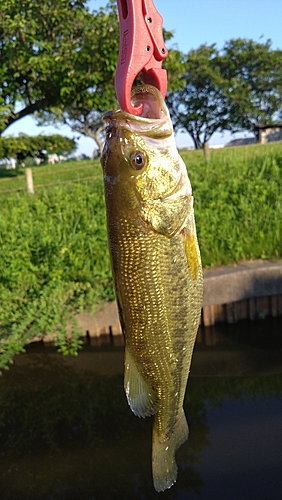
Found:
[140,195,193,237]
[124,348,158,418]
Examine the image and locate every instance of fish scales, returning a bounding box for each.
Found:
[101,85,203,492]
[114,222,199,428]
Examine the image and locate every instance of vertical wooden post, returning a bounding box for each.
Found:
[25,168,34,194]
[203,141,210,161]
[202,305,215,326]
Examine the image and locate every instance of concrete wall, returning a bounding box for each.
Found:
[33,260,282,346]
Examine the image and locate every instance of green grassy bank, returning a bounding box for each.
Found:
[0,143,281,370]
[0,159,99,192]
[184,142,281,266]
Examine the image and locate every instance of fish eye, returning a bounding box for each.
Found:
[130,151,146,170]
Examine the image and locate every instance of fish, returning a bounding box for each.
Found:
[101,84,203,492]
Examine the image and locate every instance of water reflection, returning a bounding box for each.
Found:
[0,317,282,500]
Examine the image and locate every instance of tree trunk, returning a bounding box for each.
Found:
[69,123,105,158]
[92,127,105,155]
[191,135,202,149]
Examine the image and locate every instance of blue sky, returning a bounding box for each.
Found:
[5,0,282,154]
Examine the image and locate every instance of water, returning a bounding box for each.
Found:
[1,317,282,500]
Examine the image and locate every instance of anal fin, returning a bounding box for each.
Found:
[124,348,158,418]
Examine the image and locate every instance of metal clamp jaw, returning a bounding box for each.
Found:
[115,0,168,115]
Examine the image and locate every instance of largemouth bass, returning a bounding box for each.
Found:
[101,85,203,492]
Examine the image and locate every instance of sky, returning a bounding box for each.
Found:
[5,0,282,155]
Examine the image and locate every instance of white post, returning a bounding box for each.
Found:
[25,168,34,194]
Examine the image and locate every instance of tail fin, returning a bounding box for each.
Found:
[152,410,188,492]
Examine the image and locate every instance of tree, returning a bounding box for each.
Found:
[166,44,230,149]
[220,38,282,138]
[0,0,119,135]
[39,104,106,157]
[54,109,104,158]
[38,23,186,156]
[167,39,282,149]
[0,0,188,153]
[162,36,188,93]
[0,134,76,161]
[35,1,120,155]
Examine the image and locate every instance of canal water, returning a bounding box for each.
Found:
[1,316,282,500]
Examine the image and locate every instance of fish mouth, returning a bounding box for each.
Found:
[130,85,167,120]
[103,85,173,139]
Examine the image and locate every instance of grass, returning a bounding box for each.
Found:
[0,175,113,370]
[0,159,101,192]
[182,142,282,267]
[0,142,281,369]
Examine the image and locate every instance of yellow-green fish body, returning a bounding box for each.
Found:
[101,85,203,492]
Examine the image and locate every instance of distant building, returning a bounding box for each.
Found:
[225,124,282,148]
[254,124,282,144]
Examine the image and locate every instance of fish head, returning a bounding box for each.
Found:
[101,85,191,207]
